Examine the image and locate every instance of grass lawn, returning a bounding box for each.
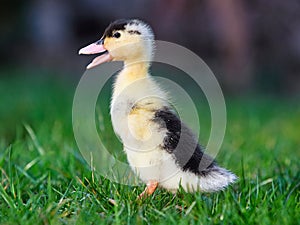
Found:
[0,70,299,224]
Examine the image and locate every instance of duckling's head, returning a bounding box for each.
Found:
[79,19,154,69]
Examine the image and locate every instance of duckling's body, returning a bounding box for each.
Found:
[79,19,237,196]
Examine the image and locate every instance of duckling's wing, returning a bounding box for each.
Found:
[153,107,237,191]
[153,107,215,173]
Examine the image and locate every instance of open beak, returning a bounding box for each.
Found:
[78,39,112,69]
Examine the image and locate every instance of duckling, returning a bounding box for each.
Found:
[79,19,237,197]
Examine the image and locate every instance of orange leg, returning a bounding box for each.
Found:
[138,180,158,199]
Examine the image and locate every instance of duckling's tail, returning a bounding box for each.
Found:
[199,166,237,192]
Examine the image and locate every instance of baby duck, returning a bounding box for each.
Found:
[79,19,237,197]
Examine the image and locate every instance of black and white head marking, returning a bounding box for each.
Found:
[102,19,153,39]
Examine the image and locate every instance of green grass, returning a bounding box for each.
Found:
[0,70,299,224]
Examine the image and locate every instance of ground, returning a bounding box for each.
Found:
[0,69,299,225]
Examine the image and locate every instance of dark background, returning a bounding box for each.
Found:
[1,0,300,94]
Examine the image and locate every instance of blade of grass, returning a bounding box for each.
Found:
[24,124,45,155]
[0,183,16,209]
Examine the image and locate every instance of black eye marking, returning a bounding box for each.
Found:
[113,32,121,38]
[128,30,141,35]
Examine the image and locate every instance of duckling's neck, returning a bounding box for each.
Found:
[113,61,150,96]
[123,61,149,78]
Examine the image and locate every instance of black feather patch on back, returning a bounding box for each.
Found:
[182,145,216,176]
[153,108,181,153]
[153,107,216,175]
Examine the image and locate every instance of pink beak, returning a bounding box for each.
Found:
[78,40,112,69]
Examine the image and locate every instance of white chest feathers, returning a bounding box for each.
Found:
[110,76,167,145]
[110,76,173,177]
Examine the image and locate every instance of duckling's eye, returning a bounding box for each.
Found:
[113,32,121,38]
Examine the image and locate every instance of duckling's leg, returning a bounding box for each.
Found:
[138,180,158,199]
